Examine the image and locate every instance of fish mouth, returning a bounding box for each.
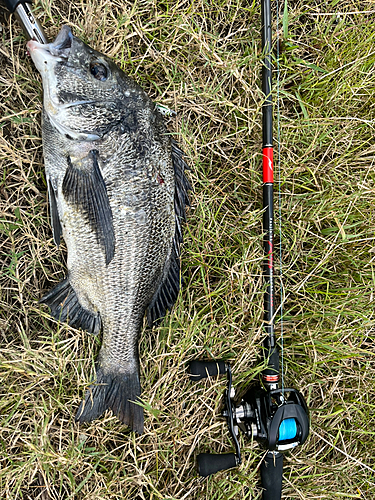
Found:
[27,25,73,71]
[27,26,101,142]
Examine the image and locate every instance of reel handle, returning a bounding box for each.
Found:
[189,359,226,381]
[260,452,283,500]
[198,453,238,477]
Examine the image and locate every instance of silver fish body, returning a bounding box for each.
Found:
[27,26,190,433]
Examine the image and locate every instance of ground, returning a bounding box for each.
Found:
[1,0,375,499]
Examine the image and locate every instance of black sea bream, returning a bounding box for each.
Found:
[27,26,190,433]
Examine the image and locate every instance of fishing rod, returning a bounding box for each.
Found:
[1,0,47,43]
[188,1,309,498]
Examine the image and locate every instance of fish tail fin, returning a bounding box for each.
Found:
[75,366,143,434]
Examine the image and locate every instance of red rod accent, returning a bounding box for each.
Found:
[262,147,274,183]
[262,374,279,382]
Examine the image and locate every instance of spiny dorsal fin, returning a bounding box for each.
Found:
[40,277,101,334]
[62,150,115,265]
[146,139,192,326]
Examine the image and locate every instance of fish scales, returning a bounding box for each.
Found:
[28,26,190,433]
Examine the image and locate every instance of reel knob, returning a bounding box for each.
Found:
[189,359,227,380]
[197,453,238,477]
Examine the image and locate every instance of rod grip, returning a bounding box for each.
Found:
[198,453,237,477]
[2,0,31,13]
[260,452,283,500]
[189,359,226,381]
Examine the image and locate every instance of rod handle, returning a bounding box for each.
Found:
[260,452,283,500]
[198,453,237,477]
[189,359,226,381]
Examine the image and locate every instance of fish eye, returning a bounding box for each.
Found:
[90,61,108,81]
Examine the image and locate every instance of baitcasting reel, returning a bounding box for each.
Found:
[189,359,309,495]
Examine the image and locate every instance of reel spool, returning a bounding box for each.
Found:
[189,360,309,496]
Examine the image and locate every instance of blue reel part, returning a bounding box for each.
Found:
[278,418,297,441]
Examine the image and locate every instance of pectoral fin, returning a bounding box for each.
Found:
[47,178,62,246]
[62,150,115,265]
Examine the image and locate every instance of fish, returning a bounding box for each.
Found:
[26,25,191,434]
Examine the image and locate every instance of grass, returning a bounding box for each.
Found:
[1,0,375,498]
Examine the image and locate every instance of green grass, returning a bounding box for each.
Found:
[1,0,375,498]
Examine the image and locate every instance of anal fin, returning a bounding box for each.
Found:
[40,277,101,335]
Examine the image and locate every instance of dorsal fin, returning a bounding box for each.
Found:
[147,139,192,326]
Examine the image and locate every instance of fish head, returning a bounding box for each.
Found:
[27,25,144,142]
